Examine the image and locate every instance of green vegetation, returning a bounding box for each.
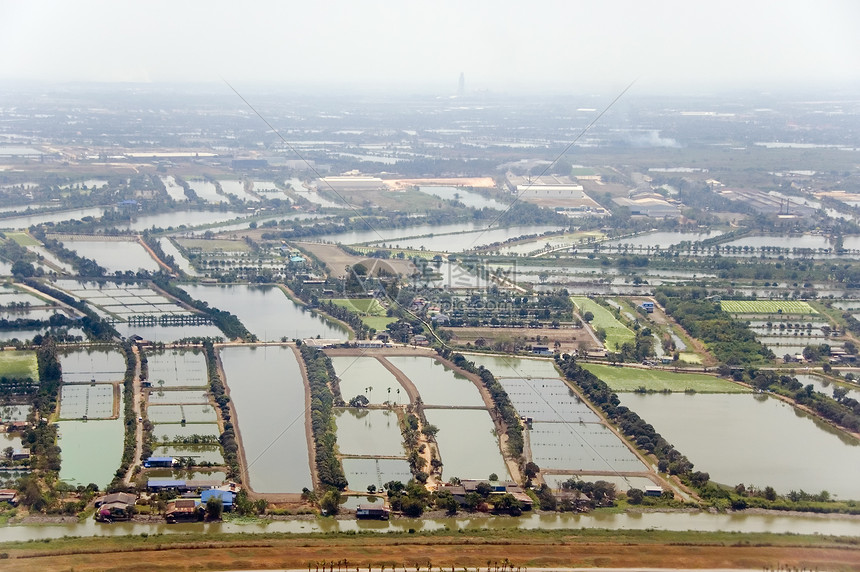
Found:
[656,288,775,366]
[175,238,251,252]
[0,351,38,380]
[6,232,39,247]
[582,363,747,393]
[324,298,395,330]
[572,296,635,351]
[204,342,239,481]
[298,344,347,490]
[720,300,817,315]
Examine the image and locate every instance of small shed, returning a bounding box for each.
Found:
[201,489,235,511]
[356,504,390,520]
[144,456,176,468]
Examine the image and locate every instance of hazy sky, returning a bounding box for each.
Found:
[1,0,858,94]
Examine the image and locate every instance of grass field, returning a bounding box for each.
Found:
[326,298,387,315]
[572,296,635,351]
[325,298,394,331]
[583,363,746,393]
[0,351,39,380]
[0,528,852,572]
[6,232,40,246]
[720,300,817,315]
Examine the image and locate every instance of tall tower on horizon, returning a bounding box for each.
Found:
[458,72,465,96]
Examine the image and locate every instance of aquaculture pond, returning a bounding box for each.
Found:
[146,350,208,388]
[328,356,404,405]
[57,397,124,488]
[62,239,160,273]
[528,421,647,473]
[498,377,600,423]
[114,210,244,232]
[59,348,126,383]
[415,186,508,210]
[153,445,224,465]
[424,408,508,481]
[334,408,405,457]
[147,404,218,424]
[59,384,115,419]
[152,423,220,441]
[219,345,312,493]
[147,389,210,404]
[464,353,560,378]
[341,458,413,492]
[0,207,107,229]
[543,473,657,493]
[181,283,348,341]
[622,392,860,499]
[385,356,485,407]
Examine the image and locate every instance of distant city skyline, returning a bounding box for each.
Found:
[0,0,858,95]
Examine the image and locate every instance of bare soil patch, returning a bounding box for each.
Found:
[443,326,598,354]
[296,242,417,279]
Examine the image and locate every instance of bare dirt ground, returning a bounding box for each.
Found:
[295,242,417,279]
[443,326,598,354]
[2,533,856,572]
[383,177,497,190]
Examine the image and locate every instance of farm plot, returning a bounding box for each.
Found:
[153,444,224,465]
[582,364,747,393]
[341,458,412,492]
[528,422,647,473]
[385,356,485,407]
[720,300,817,315]
[498,377,601,423]
[425,408,509,481]
[147,389,210,404]
[59,349,125,383]
[147,404,218,424]
[59,384,115,419]
[0,351,38,380]
[324,298,395,330]
[0,404,31,422]
[465,353,560,378]
[53,280,198,323]
[57,406,125,488]
[334,408,405,457]
[59,238,160,274]
[571,296,635,351]
[152,423,220,442]
[329,356,404,406]
[147,350,208,388]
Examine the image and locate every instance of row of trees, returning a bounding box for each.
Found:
[299,344,348,490]
[154,277,252,341]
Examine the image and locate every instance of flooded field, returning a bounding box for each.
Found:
[368,224,565,253]
[147,389,210,404]
[181,283,348,341]
[415,186,508,210]
[386,356,485,407]
[219,345,312,493]
[464,354,560,378]
[187,179,228,204]
[57,397,124,487]
[498,377,601,423]
[152,422,220,441]
[528,421,647,473]
[61,239,160,273]
[603,231,722,249]
[219,179,259,202]
[335,408,405,457]
[159,175,187,201]
[146,350,208,388]
[59,384,115,419]
[114,210,244,232]
[341,458,412,492]
[0,207,107,229]
[159,237,198,276]
[425,408,508,481]
[329,356,404,405]
[153,444,224,464]
[147,403,218,424]
[59,348,125,383]
[622,393,860,498]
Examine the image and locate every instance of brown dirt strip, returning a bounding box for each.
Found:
[1,535,857,572]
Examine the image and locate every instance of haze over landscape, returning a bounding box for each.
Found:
[0,2,859,571]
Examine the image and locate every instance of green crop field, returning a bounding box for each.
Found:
[571,296,635,351]
[720,300,817,315]
[582,363,747,393]
[6,232,40,246]
[325,298,387,316]
[0,351,39,380]
[361,316,398,331]
[175,238,250,252]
